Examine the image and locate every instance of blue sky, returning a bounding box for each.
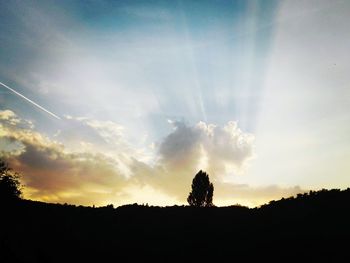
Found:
[0,0,278,133]
[1,0,350,206]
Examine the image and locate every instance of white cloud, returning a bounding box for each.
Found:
[60,115,126,149]
[159,120,255,178]
[84,119,125,145]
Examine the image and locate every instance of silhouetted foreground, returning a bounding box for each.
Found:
[1,189,350,262]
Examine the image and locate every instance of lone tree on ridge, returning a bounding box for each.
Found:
[187,170,214,207]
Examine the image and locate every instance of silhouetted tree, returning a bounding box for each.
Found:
[187,170,214,207]
[0,159,22,202]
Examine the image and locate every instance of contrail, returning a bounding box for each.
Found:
[0,81,61,120]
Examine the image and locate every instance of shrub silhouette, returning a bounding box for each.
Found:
[0,159,22,202]
[187,170,214,207]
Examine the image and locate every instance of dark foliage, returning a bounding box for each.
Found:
[0,160,22,203]
[187,170,214,207]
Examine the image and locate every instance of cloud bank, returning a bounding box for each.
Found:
[0,110,302,206]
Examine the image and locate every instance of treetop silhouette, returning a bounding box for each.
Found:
[0,159,22,202]
[187,170,214,207]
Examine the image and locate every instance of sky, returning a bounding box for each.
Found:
[1,0,350,207]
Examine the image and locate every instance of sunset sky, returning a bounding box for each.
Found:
[1,0,350,207]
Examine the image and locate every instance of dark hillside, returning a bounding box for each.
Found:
[1,188,350,262]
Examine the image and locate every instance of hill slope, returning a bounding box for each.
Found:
[1,188,350,262]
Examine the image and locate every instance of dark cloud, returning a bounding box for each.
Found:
[159,121,202,170]
[0,111,129,205]
[4,135,129,205]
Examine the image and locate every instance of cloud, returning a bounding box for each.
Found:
[132,120,256,200]
[0,110,129,205]
[159,120,255,177]
[0,110,33,128]
[0,110,20,124]
[60,115,127,152]
[0,110,303,207]
[159,121,203,171]
[58,115,152,175]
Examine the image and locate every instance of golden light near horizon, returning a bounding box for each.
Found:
[1,0,350,207]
